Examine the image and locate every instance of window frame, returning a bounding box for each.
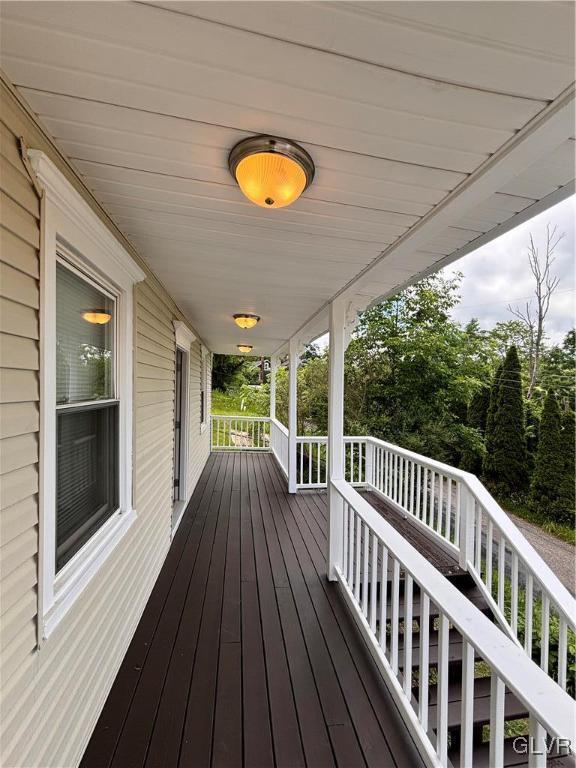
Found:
[31,151,145,642]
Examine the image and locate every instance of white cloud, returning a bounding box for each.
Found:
[443,195,575,345]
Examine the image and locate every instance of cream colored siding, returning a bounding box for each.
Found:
[0,109,41,763]
[0,82,211,767]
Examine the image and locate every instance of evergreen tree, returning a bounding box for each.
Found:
[553,408,575,523]
[490,347,528,493]
[460,385,490,473]
[530,390,564,512]
[482,363,503,479]
[468,385,490,434]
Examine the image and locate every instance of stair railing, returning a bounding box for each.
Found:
[331,477,576,768]
[270,417,289,478]
[362,437,576,695]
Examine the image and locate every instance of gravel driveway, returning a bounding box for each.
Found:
[508,512,575,595]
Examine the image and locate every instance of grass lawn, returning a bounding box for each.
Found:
[211,389,268,417]
[499,494,575,545]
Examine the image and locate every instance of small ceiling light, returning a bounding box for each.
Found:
[81,310,112,325]
[229,135,314,209]
[237,344,253,354]
[233,313,260,329]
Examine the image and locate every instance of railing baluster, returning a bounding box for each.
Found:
[444,477,451,541]
[403,457,409,510]
[460,641,475,768]
[454,480,460,545]
[430,471,435,528]
[475,506,482,572]
[418,592,429,733]
[308,441,312,485]
[354,514,361,602]
[403,574,413,696]
[528,717,547,768]
[558,618,568,690]
[347,507,354,584]
[380,545,389,653]
[511,552,519,636]
[486,520,493,595]
[498,534,506,613]
[391,559,400,673]
[416,463,422,520]
[370,532,378,634]
[422,467,428,525]
[342,502,349,583]
[409,461,415,515]
[541,594,550,674]
[436,474,444,536]
[436,614,449,766]
[362,523,369,617]
[525,573,533,657]
[384,450,389,496]
[489,674,505,768]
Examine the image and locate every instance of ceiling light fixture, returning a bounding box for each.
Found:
[228,135,314,209]
[237,344,253,354]
[233,313,260,329]
[81,310,112,325]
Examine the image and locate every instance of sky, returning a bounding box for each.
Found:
[442,195,575,345]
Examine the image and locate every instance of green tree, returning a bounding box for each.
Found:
[460,385,490,473]
[212,354,248,391]
[530,390,564,514]
[482,363,503,479]
[490,346,528,493]
[554,408,575,523]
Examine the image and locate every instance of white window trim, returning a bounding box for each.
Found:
[30,150,145,642]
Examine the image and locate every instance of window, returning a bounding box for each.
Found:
[31,149,145,640]
[55,261,119,571]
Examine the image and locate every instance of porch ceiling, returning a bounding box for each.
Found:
[1,1,574,355]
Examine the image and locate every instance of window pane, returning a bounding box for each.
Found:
[56,262,114,404]
[56,403,119,571]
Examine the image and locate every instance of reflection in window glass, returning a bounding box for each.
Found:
[56,263,114,405]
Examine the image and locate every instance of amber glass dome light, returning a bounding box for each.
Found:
[233,313,260,329]
[237,344,253,354]
[229,135,314,209]
[81,310,112,325]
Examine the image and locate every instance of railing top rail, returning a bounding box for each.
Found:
[332,477,576,742]
[270,417,289,436]
[212,415,271,422]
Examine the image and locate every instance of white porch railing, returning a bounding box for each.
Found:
[211,415,270,450]
[270,417,289,478]
[332,478,576,767]
[295,436,365,487]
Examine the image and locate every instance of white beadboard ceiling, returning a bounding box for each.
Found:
[1,1,574,354]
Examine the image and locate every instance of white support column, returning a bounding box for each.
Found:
[328,297,347,581]
[269,355,278,422]
[288,338,299,493]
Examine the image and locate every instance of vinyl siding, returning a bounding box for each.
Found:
[0,81,211,767]
[0,108,41,760]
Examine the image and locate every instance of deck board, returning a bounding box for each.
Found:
[81,452,425,768]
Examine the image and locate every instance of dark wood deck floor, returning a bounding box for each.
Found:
[81,452,425,768]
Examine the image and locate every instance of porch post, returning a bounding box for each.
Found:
[328,297,346,581]
[269,355,278,421]
[288,338,299,493]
